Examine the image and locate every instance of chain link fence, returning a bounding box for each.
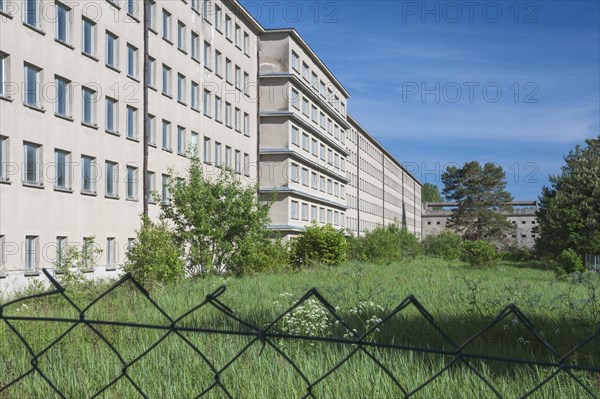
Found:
[1,269,599,398]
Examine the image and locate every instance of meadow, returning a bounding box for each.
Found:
[1,258,599,398]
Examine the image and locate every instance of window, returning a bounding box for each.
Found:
[301,168,309,186]
[319,207,325,223]
[334,153,340,169]
[24,63,41,107]
[55,2,70,43]
[320,81,326,98]
[243,153,250,176]
[191,0,199,12]
[225,102,231,127]
[191,32,199,61]
[146,171,155,199]
[311,172,318,189]
[203,0,210,19]
[126,0,137,16]
[0,136,7,181]
[191,81,199,110]
[225,146,232,169]
[214,142,222,167]
[327,209,332,224]
[290,163,299,182]
[55,76,71,117]
[177,21,186,50]
[204,41,211,69]
[148,1,156,30]
[126,165,138,199]
[177,126,185,155]
[23,142,41,184]
[82,87,96,125]
[291,51,299,71]
[320,144,326,160]
[215,5,222,30]
[81,156,96,193]
[291,201,299,219]
[311,139,318,156]
[235,150,241,174]
[334,211,339,226]
[214,96,222,122]
[162,9,171,41]
[161,174,169,203]
[243,32,249,54]
[235,66,241,90]
[225,58,232,83]
[82,18,96,56]
[243,72,249,96]
[177,73,186,103]
[106,32,118,68]
[162,64,171,95]
[311,72,318,91]
[243,113,250,136]
[301,203,309,221]
[291,126,299,146]
[327,149,333,164]
[203,137,211,163]
[147,57,156,88]
[106,238,116,269]
[127,44,138,77]
[105,161,118,197]
[326,179,333,195]
[25,236,38,272]
[0,53,7,97]
[225,15,232,40]
[215,51,222,76]
[126,106,137,139]
[190,132,199,155]
[54,149,70,189]
[320,112,325,129]
[203,89,211,116]
[234,24,241,47]
[56,237,67,268]
[302,63,309,81]
[147,114,156,145]
[105,97,117,133]
[302,98,309,116]
[301,133,309,151]
[23,0,39,27]
[234,108,241,131]
[162,119,171,150]
[291,88,299,108]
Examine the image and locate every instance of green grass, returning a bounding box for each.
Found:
[1,258,599,398]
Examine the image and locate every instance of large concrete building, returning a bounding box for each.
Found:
[421,201,539,247]
[0,0,421,289]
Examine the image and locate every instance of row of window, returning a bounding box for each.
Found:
[290,50,346,118]
[289,162,346,200]
[359,178,384,200]
[359,158,384,182]
[201,136,251,176]
[360,199,384,218]
[290,125,345,173]
[290,86,346,146]
[155,1,251,57]
[290,200,345,228]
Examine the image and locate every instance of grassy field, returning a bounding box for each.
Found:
[1,257,599,398]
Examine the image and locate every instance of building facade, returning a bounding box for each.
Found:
[0,0,422,290]
[421,201,539,247]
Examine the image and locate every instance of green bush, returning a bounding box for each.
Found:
[460,240,498,267]
[360,224,421,265]
[553,248,585,277]
[345,234,363,261]
[501,244,536,262]
[124,218,185,287]
[421,231,463,260]
[232,235,290,276]
[291,224,348,268]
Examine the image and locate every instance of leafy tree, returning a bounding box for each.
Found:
[442,161,514,242]
[460,240,498,268]
[535,135,600,258]
[422,183,444,203]
[124,218,185,287]
[158,156,274,276]
[422,231,463,260]
[360,224,421,264]
[291,224,348,268]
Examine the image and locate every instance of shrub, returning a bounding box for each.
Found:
[54,236,103,290]
[345,234,363,261]
[291,224,348,268]
[553,248,585,277]
[460,240,498,267]
[232,235,290,276]
[360,224,421,265]
[124,218,185,287]
[501,244,536,262]
[421,231,463,260]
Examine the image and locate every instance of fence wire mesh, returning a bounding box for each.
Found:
[1,269,599,398]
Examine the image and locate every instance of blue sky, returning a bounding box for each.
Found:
[240,0,600,200]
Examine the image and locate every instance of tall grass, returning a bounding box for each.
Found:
[1,258,599,398]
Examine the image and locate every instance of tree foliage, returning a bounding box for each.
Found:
[421,183,444,203]
[421,231,463,260]
[291,224,348,268]
[535,135,600,258]
[358,224,421,264]
[158,157,275,276]
[460,240,499,268]
[442,161,514,242]
[124,218,185,287]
